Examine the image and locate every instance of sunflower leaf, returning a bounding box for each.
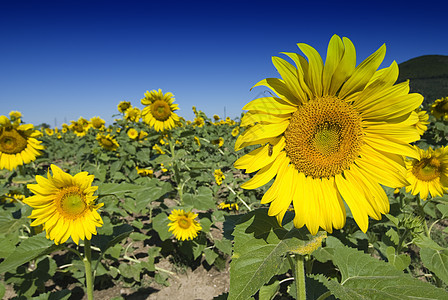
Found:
[228,209,318,300]
[317,244,448,299]
[91,224,133,253]
[420,246,448,286]
[0,233,59,274]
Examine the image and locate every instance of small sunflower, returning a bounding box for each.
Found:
[44,128,54,136]
[414,109,429,136]
[430,96,448,120]
[141,89,180,132]
[214,169,225,185]
[0,116,44,171]
[193,117,205,128]
[136,166,154,177]
[24,164,103,245]
[138,130,148,140]
[212,137,224,147]
[9,111,22,122]
[127,128,139,140]
[231,127,239,137]
[118,101,131,113]
[235,35,423,234]
[96,134,119,151]
[405,146,448,200]
[168,209,202,241]
[153,144,165,154]
[124,107,141,123]
[70,120,88,137]
[90,116,105,130]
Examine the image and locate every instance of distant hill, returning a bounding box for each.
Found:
[397,55,448,106]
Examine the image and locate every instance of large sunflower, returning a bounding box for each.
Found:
[24,164,103,245]
[141,89,180,132]
[234,35,423,235]
[405,146,448,200]
[0,116,44,171]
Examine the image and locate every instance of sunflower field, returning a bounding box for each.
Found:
[2,35,448,300]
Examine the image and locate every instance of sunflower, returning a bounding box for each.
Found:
[96,134,119,151]
[152,144,166,154]
[117,101,131,113]
[0,116,44,171]
[127,128,139,140]
[24,164,103,245]
[214,169,225,185]
[231,127,239,137]
[138,130,148,140]
[70,120,88,137]
[168,209,202,241]
[44,128,54,136]
[430,96,448,120]
[405,146,448,200]
[414,109,429,136]
[234,35,423,234]
[212,137,224,147]
[141,89,180,132]
[136,166,154,177]
[90,116,105,130]
[193,117,205,128]
[124,107,141,123]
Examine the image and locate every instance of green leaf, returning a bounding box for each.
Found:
[318,244,448,299]
[183,186,215,210]
[204,248,219,265]
[385,246,411,271]
[0,233,58,274]
[259,280,279,300]
[420,246,448,285]
[91,224,133,253]
[32,289,71,300]
[0,282,5,299]
[228,209,322,300]
[152,213,172,241]
[215,238,233,255]
[436,203,448,218]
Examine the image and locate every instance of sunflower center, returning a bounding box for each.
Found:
[441,102,448,112]
[412,157,442,181]
[284,97,364,178]
[151,100,171,121]
[56,186,87,218]
[178,217,192,229]
[0,128,28,154]
[101,138,113,147]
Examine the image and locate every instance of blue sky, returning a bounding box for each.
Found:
[1,1,446,127]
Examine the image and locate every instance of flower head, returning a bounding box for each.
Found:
[168,209,202,241]
[90,116,106,130]
[0,116,44,170]
[127,128,139,140]
[141,89,180,132]
[24,164,103,245]
[405,146,448,200]
[214,169,225,185]
[96,133,119,151]
[124,107,141,123]
[235,35,423,234]
[118,101,131,113]
[430,96,448,120]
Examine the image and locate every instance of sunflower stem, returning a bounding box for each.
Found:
[168,138,183,204]
[291,253,307,300]
[83,239,94,300]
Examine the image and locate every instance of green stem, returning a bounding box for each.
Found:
[292,254,307,300]
[83,240,94,300]
[168,138,183,204]
[396,228,409,254]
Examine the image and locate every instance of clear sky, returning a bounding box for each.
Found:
[1,0,446,127]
